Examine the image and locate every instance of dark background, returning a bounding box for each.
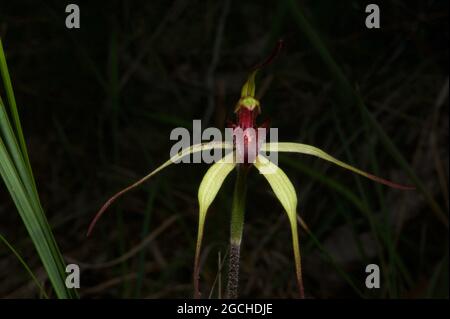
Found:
[0,0,448,298]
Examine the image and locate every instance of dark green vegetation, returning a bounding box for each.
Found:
[0,0,448,298]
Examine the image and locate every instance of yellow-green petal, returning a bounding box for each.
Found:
[240,70,257,98]
[254,155,305,298]
[261,142,414,190]
[194,152,236,298]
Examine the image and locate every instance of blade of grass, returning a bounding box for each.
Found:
[0,137,73,298]
[0,39,78,298]
[279,155,366,213]
[108,26,120,162]
[332,111,392,295]
[426,247,448,298]
[0,233,49,298]
[134,182,158,298]
[333,198,371,264]
[285,0,447,227]
[297,216,365,297]
[0,40,34,179]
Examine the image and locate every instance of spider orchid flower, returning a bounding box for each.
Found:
[87,41,414,299]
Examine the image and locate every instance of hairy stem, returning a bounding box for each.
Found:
[227,243,241,299]
[226,165,248,298]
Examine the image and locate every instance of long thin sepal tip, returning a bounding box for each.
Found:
[364,172,415,190]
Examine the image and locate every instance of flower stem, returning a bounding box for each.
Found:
[193,223,203,298]
[226,165,248,299]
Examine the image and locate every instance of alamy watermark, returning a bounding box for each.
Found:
[365,264,380,289]
[65,263,80,289]
[169,120,279,172]
[65,4,80,29]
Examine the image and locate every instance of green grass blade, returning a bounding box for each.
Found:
[285,1,448,227]
[0,138,71,298]
[0,233,49,298]
[0,40,36,188]
[0,40,78,298]
[298,216,365,297]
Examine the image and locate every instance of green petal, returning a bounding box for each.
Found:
[240,70,257,98]
[254,155,305,298]
[87,141,233,236]
[194,152,236,298]
[261,142,414,190]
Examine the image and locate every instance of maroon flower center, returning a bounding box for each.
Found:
[232,107,268,164]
